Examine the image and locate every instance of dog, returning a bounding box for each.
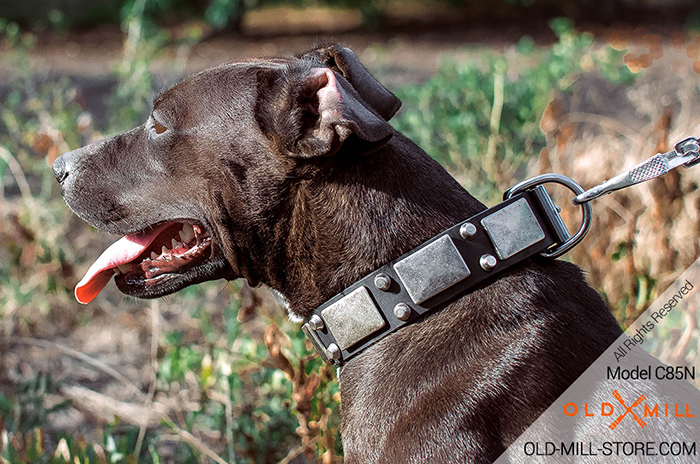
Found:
[53,45,697,462]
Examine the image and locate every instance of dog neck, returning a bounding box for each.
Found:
[269,133,486,320]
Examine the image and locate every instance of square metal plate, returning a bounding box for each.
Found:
[321,286,386,350]
[393,235,471,305]
[481,198,545,260]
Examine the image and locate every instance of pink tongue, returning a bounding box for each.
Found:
[75,223,170,304]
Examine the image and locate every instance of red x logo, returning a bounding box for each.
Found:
[609,390,647,430]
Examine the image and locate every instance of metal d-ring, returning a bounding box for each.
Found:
[503,174,592,259]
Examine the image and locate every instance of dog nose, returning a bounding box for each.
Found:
[53,153,70,184]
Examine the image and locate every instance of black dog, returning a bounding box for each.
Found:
[53,45,690,462]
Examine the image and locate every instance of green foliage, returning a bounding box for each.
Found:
[0,20,160,462]
[0,374,158,463]
[0,24,90,328]
[392,18,634,203]
[687,7,700,32]
[0,374,70,433]
[205,0,245,30]
[110,0,168,132]
[148,286,341,463]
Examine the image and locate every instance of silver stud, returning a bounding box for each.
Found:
[460,222,477,239]
[374,273,392,291]
[480,254,497,271]
[326,344,341,360]
[308,315,324,331]
[555,205,562,213]
[394,303,411,321]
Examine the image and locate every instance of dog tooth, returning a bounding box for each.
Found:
[181,224,195,242]
[151,251,158,260]
[172,239,180,249]
[162,246,169,255]
[117,264,132,274]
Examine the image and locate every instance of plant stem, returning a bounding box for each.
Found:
[485,66,504,184]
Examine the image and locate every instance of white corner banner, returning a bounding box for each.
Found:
[496,258,700,463]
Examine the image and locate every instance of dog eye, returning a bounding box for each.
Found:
[154,122,168,134]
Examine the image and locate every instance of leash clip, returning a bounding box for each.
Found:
[504,174,592,259]
[573,136,700,205]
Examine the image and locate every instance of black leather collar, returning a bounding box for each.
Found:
[302,181,575,366]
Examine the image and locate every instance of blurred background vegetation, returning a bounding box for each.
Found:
[2,0,700,462]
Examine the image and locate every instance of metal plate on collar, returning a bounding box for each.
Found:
[393,235,471,305]
[321,286,386,351]
[481,198,545,260]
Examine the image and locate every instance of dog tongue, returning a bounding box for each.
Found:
[75,223,169,304]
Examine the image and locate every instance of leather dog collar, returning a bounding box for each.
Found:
[303,175,589,366]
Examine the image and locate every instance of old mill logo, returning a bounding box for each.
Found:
[609,390,646,430]
[563,390,694,430]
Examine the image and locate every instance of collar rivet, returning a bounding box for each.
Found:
[374,273,392,291]
[326,344,341,360]
[460,222,477,239]
[480,254,497,271]
[394,303,411,321]
[308,315,324,331]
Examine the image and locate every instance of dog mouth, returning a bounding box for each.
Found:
[75,221,213,304]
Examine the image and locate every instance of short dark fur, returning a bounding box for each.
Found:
[55,46,649,462]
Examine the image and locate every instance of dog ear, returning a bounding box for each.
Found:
[299,45,401,121]
[293,67,395,158]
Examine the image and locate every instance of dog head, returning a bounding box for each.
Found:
[54,45,403,306]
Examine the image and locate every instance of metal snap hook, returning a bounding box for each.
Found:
[572,136,700,204]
